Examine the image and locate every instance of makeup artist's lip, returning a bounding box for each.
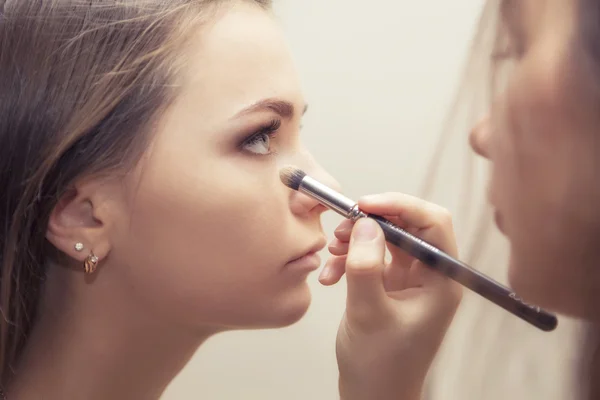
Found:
[494,210,505,234]
[286,237,327,271]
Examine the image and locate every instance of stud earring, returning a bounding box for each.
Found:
[84,251,99,274]
[74,242,84,252]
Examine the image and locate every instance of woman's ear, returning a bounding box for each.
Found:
[46,179,120,265]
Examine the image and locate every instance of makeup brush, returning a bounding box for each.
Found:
[280,166,558,332]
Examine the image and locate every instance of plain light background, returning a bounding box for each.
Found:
[163,1,586,399]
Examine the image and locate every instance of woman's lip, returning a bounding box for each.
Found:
[289,237,327,263]
[285,252,321,271]
[285,236,326,270]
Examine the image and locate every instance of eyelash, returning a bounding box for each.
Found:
[492,23,525,62]
[239,119,282,156]
[492,42,523,62]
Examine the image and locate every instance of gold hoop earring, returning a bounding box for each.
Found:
[84,251,99,274]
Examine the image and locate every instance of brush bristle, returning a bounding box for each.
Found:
[279,166,306,190]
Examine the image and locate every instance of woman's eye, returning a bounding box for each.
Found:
[243,133,273,155]
[240,119,281,156]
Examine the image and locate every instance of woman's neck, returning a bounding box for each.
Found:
[7,264,214,399]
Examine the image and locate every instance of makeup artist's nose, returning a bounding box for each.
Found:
[469,116,491,159]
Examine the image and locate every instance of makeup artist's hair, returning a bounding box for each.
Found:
[572,2,600,398]
[0,0,271,387]
[424,1,600,399]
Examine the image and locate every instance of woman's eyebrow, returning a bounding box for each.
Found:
[231,98,308,120]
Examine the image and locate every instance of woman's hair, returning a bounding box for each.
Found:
[0,0,270,386]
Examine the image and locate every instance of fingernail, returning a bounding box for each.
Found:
[353,219,378,242]
[319,266,331,281]
[360,194,378,202]
[335,226,350,235]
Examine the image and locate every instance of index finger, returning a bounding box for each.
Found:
[359,193,452,231]
[358,193,457,256]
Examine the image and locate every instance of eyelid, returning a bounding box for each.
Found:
[492,16,524,61]
[238,118,281,155]
[253,118,281,137]
[500,1,526,47]
[240,119,280,141]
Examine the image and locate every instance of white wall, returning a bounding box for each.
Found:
[163,1,584,399]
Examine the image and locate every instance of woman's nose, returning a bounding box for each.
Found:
[469,116,492,159]
[288,156,341,217]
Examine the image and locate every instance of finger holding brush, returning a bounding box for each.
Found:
[321,193,458,290]
[323,193,462,400]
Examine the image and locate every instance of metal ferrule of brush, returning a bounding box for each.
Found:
[299,176,367,221]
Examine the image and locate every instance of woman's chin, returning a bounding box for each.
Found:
[196,284,314,332]
[265,286,313,328]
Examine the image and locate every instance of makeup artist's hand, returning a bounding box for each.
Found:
[320,193,462,400]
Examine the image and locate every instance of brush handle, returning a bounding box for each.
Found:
[367,214,558,332]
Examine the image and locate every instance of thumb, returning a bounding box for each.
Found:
[345,218,391,326]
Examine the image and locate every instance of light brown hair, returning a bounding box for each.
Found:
[424,1,600,399]
[0,0,270,387]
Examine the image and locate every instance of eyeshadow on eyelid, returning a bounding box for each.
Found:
[501,0,528,46]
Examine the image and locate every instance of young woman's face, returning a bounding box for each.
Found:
[102,2,338,331]
[470,0,600,317]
